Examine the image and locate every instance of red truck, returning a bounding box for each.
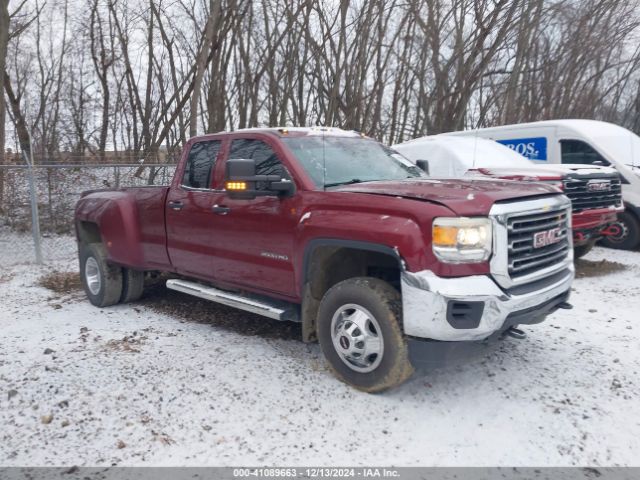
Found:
[75,127,575,392]
[469,165,623,258]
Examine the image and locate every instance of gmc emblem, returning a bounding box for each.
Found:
[587,180,611,192]
[533,228,563,248]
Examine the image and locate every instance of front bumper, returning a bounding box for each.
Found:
[572,208,620,245]
[401,266,574,342]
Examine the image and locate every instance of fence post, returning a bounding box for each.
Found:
[23,144,43,264]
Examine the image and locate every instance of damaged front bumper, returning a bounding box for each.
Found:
[401,266,574,342]
[573,208,620,245]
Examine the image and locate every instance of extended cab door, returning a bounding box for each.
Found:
[206,137,299,298]
[166,139,222,279]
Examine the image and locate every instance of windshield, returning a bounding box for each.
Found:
[588,129,640,169]
[282,136,426,188]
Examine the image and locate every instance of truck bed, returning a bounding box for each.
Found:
[76,186,171,270]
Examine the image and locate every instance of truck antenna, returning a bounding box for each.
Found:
[322,130,326,191]
[472,128,479,170]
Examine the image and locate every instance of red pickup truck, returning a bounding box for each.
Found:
[75,127,574,391]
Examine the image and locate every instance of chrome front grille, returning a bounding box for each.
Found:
[490,196,574,290]
[563,177,622,213]
[507,208,571,279]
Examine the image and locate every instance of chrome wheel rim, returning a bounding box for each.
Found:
[85,257,101,296]
[609,221,629,242]
[331,303,384,373]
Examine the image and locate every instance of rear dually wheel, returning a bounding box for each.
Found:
[79,243,123,307]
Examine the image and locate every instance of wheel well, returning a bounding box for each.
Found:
[301,243,402,343]
[77,221,102,245]
[307,246,401,299]
[624,204,640,223]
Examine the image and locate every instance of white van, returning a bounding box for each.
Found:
[446,120,640,250]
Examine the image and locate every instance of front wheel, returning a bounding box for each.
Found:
[599,211,640,250]
[317,277,414,393]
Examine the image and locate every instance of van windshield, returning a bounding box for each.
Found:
[561,140,610,166]
[577,127,640,170]
[282,136,426,188]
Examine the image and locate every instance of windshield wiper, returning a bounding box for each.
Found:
[324,178,365,188]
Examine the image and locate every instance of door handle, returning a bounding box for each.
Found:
[212,205,231,215]
[168,201,184,211]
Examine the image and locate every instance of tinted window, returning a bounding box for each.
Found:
[182,141,221,189]
[229,139,288,190]
[561,140,610,166]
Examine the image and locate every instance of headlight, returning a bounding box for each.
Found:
[432,217,492,263]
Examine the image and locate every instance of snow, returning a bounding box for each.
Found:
[0,245,639,467]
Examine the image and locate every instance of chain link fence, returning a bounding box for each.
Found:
[0,163,177,267]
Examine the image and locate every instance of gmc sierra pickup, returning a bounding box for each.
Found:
[75,127,575,392]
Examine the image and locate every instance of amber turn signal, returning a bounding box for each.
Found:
[432,225,458,247]
[225,181,247,191]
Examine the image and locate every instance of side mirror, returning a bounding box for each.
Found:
[269,179,295,195]
[416,159,430,175]
[225,158,293,200]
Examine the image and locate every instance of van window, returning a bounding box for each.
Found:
[560,140,610,166]
[229,139,289,190]
[182,140,222,189]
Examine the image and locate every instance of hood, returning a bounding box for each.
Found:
[331,178,560,216]
[467,166,562,181]
[545,164,618,175]
[466,164,618,182]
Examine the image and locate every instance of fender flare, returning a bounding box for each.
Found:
[301,238,404,290]
[75,192,144,268]
[624,201,640,221]
[299,238,405,343]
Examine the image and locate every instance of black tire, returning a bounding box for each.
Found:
[121,268,145,303]
[599,211,640,250]
[317,277,414,393]
[573,241,595,259]
[79,243,123,307]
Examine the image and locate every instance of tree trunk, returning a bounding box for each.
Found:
[189,0,221,137]
[0,0,9,211]
[0,0,7,150]
[4,72,30,157]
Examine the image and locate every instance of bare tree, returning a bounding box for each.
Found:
[0,0,9,161]
[0,0,9,211]
[3,0,640,172]
[89,0,114,162]
[189,0,222,136]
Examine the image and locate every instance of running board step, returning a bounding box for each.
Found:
[166,279,299,322]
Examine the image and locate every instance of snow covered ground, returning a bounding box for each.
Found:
[0,245,639,467]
